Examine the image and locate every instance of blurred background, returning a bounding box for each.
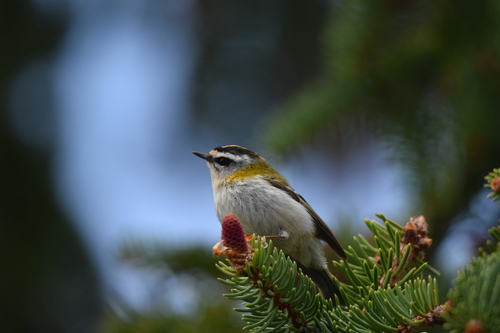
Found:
[1,0,499,332]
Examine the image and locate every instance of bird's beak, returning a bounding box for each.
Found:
[192,151,209,160]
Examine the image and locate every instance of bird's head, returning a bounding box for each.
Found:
[193,145,273,184]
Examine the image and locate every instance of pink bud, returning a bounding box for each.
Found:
[221,214,249,253]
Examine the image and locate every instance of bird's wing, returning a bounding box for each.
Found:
[266,178,346,259]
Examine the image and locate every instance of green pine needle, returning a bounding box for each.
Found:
[484,168,500,205]
[444,251,500,333]
[217,215,442,332]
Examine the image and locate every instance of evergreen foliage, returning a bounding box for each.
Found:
[263,0,500,260]
[479,171,500,255]
[442,171,500,332]
[215,168,500,332]
[484,168,500,205]
[444,251,500,333]
[217,215,442,332]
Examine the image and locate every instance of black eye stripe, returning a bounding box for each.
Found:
[214,157,232,166]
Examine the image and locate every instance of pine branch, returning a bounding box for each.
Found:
[215,214,442,332]
[396,304,445,333]
[216,214,326,332]
[444,251,500,333]
[213,168,500,332]
[442,167,500,333]
[484,168,500,205]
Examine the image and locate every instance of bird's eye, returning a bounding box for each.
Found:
[214,157,232,166]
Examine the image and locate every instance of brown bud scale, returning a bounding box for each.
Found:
[491,176,500,193]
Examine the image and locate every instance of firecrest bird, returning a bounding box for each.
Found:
[193,145,346,301]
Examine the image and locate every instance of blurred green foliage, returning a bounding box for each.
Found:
[99,302,242,333]
[484,168,500,205]
[98,244,243,332]
[102,0,500,331]
[444,252,500,333]
[264,0,500,255]
[4,0,500,331]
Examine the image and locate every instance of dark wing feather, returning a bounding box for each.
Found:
[293,258,344,304]
[266,178,346,259]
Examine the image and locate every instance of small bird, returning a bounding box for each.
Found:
[193,145,346,301]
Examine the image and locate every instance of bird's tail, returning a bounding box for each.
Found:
[294,260,344,305]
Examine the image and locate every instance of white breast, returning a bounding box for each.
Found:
[213,178,325,268]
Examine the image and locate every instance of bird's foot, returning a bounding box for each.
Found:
[264,229,290,239]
